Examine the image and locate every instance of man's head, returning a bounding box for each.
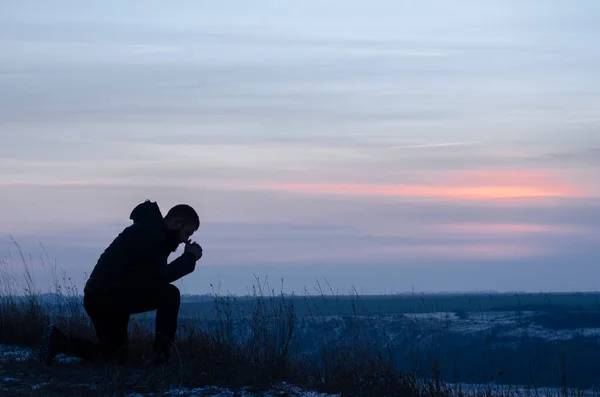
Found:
[163,204,200,246]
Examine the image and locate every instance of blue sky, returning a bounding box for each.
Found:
[1,1,600,295]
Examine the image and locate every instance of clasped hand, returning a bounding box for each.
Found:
[184,239,203,260]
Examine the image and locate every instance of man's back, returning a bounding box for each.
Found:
[84,200,190,294]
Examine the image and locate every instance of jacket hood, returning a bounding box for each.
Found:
[129,200,164,225]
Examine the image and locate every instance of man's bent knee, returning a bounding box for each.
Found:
[163,284,180,307]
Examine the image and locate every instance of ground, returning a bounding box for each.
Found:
[0,344,338,397]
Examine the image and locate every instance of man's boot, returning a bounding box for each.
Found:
[150,334,173,366]
[116,344,129,367]
[39,324,70,365]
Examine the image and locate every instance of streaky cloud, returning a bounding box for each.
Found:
[389,142,477,149]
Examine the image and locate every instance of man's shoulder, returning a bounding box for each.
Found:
[121,222,164,244]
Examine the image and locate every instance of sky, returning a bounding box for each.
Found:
[1,0,600,295]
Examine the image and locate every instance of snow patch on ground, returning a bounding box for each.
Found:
[0,343,81,364]
[404,312,460,321]
[0,344,31,362]
[158,384,338,397]
[503,324,600,341]
[393,310,600,342]
[398,311,532,335]
[447,382,600,397]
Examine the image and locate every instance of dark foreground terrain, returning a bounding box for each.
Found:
[2,251,600,396]
[2,290,597,396]
[0,343,338,397]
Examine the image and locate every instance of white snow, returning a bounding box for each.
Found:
[157,384,339,397]
[446,382,600,397]
[503,324,600,341]
[31,382,49,390]
[393,310,600,342]
[0,344,81,364]
[404,312,460,321]
[0,344,31,362]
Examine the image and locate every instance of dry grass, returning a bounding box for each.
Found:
[0,240,596,397]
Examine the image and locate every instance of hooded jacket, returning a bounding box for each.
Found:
[84,200,197,295]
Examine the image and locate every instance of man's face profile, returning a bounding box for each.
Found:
[178,222,197,244]
[165,216,198,250]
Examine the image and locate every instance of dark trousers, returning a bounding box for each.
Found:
[65,283,181,363]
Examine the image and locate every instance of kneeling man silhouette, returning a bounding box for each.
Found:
[39,200,203,366]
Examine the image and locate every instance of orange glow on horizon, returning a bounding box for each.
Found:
[376,243,545,259]
[0,168,591,201]
[254,168,592,200]
[259,182,586,200]
[430,223,590,234]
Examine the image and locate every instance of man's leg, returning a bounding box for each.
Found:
[153,284,181,358]
[42,285,181,365]
[125,284,181,362]
[89,308,130,365]
[40,294,131,365]
[39,325,103,365]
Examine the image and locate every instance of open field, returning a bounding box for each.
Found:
[2,250,600,395]
[175,292,600,388]
[5,288,600,394]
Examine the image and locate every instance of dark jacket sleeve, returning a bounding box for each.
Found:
[161,252,197,284]
[133,225,198,286]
